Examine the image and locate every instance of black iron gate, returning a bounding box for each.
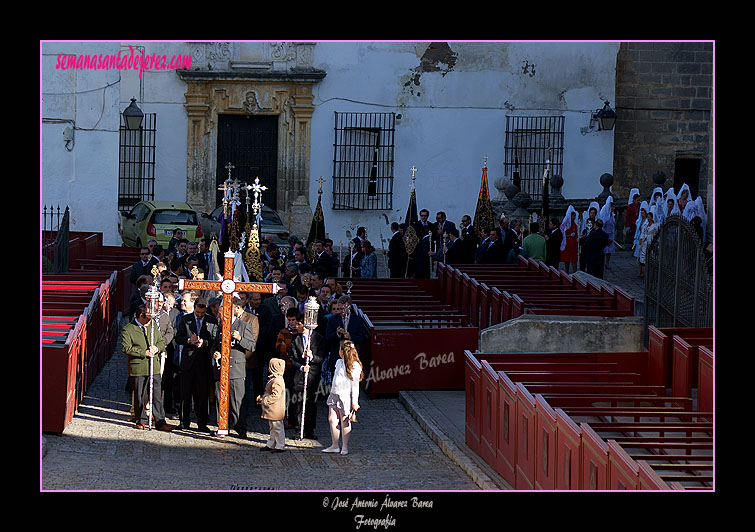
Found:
[216,114,278,210]
[644,214,712,337]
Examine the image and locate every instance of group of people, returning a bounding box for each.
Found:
[124,238,369,455]
[382,184,708,282]
[624,183,709,277]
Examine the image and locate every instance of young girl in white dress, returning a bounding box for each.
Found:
[322,340,363,455]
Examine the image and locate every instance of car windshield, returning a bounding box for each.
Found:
[261,208,282,225]
[152,210,198,225]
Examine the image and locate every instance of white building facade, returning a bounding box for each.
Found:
[41,41,620,248]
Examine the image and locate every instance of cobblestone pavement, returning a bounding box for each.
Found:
[41,318,479,491]
[41,249,643,492]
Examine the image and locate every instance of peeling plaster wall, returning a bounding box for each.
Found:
[41,42,122,245]
[41,41,620,249]
[310,41,620,247]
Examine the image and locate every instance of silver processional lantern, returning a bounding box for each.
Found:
[145,283,161,319]
[303,296,320,332]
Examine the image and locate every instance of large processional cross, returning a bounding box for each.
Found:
[180,253,279,435]
[181,170,278,436]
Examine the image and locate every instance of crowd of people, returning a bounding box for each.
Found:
[379,184,708,282]
[122,182,709,450]
[124,234,368,454]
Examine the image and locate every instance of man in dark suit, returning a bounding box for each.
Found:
[343,227,366,277]
[481,227,507,264]
[312,240,331,275]
[435,227,464,265]
[459,215,479,264]
[474,227,490,264]
[500,216,518,263]
[288,312,326,439]
[582,218,611,279]
[387,222,408,278]
[130,247,159,290]
[545,217,563,268]
[324,295,367,378]
[413,232,433,278]
[211,297,255,439]
[433,211,456,252]
[242,291,274,417]
[175,297,219,432]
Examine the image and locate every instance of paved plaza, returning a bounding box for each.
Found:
[41,250,644,492]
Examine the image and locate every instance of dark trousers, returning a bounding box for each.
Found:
[215,378,246,433]
[162,347,175,414]
[131,374,166,427]
[180,365,210,428]
[292,373,320,435]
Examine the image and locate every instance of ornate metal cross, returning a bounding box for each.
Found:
[179,252,279,435]
[225,161,235,180]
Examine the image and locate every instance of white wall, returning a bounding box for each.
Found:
[308,41,619,248]
[41,41,619,250]
[41,42,121,244]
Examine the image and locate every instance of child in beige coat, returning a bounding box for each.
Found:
[257,358,287,452]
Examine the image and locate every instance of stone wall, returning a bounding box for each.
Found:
[612,42,713,205]
[479,314,646,354]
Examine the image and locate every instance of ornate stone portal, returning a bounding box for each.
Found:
[177,45,326,237]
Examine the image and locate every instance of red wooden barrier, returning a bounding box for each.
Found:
[515,382,536,490]
[697,346,713,416]
[580,423,609,490]
[672,335,713,400]
[496,371,518,486]
[535,394,557,490]
[464,352,482,454]
[647,326,713,388]
[638,460,670,490]
[479,360,499,466]
[555,408,581,490]
[608,440,640,490]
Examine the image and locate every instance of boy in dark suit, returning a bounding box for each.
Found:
[175,297,219,432]
[211,297,255,438]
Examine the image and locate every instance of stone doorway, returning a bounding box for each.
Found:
[216,114,278,210]
[177,69,325,236]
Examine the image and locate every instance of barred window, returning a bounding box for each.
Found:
[503,116,564,197]
[332,112,395,210]
[118,113,156,213]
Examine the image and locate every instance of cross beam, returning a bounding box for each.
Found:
[179,251,279,435]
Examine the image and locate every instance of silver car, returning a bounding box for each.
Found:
[199,205,292,253]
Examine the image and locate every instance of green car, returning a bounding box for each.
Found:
[119,201,204,248]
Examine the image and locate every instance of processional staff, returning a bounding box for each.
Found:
[144,266,162,430]
[179,251,279,436]
[300,296,320,440]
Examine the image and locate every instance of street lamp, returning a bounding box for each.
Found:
[123,98,144,130]
[581,101,617,135]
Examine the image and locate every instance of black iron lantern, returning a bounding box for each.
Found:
[123,98,144,130]
[594,101,617,131]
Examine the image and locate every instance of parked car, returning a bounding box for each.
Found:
[199,204,291,253]
[118,201,203,248]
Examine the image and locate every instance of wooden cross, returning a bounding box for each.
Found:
[179,251,279,435]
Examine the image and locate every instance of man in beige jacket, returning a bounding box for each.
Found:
[257,358,286,452]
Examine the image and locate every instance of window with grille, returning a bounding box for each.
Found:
[332,112,395,210]
[503,116,564,197]
[118,113,156,213]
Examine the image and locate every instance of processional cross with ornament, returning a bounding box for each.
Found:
[180,167,278,436]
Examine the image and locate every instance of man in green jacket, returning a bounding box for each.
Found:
[122,304,174,431]
[521,222,548,263]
